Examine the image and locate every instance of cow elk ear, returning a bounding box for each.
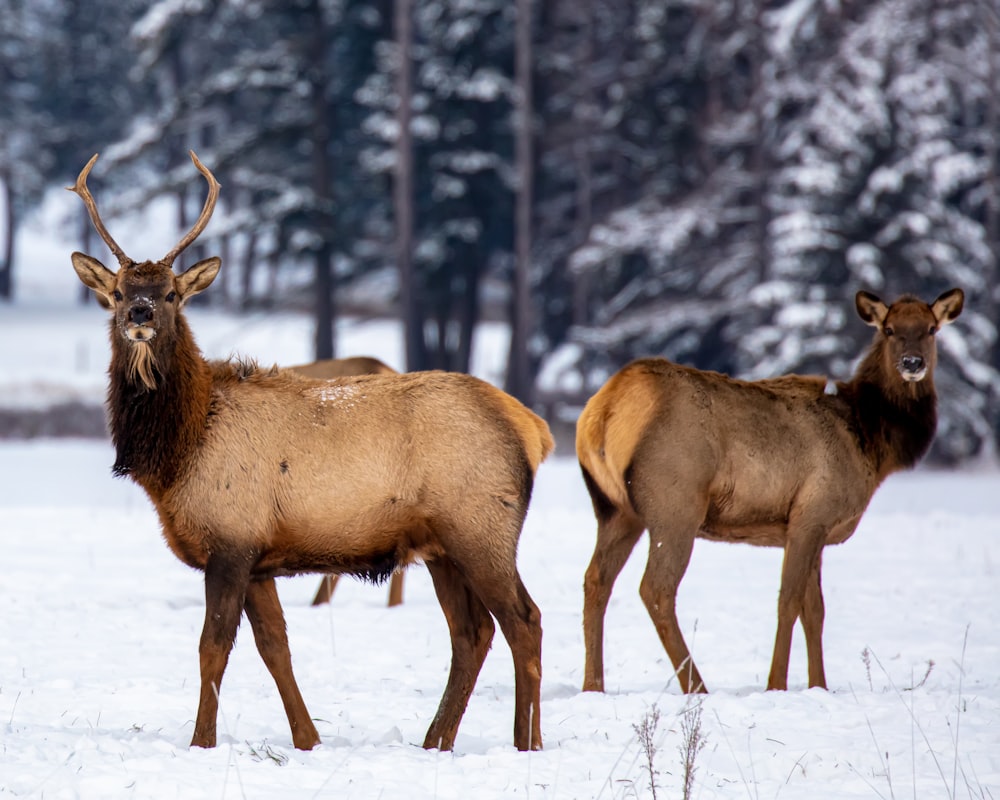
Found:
[175,257,221,306]
[931,288,964,326]
[855,291,888,327]
[71,252,118,310]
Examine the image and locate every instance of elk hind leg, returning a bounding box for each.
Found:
[423,558,496,752]
[640,520,706,694]
[191,554,252,748]
[481,574,543,751]
[245,578,321,749]
[582,506,644,692]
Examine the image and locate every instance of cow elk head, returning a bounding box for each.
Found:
[856,289,964,384]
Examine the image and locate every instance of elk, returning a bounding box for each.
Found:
[285,357,406,607]
[69,152,553,752]
[289,356,396,380]
[577,288,964,694]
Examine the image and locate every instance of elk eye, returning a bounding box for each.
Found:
[166,291,176,303]
[113,290,123,302]
[883,326,894,337]
[929,324,937,336]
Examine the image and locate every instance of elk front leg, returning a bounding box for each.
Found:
[768,530,825,691]
[191,554,252,748]
[800,554,827,689]
[582,511,644,692]
[245,578,321,750]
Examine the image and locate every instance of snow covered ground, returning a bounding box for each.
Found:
[2,438,998,799]
[2,208,998,798]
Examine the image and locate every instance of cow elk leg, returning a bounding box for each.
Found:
[310,574,339,606]
[582,511,644,692]
[801,555,827,689]
[245,578,321,750]
[311,571,404,607]
[640,520,707,694]
[191,554,251,748]
[422,558,496,751]
[767,529,825,690]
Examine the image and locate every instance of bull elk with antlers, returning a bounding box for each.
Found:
[577,288,964,694]
[69,152,553,751]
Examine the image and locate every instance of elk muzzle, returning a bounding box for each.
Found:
[899,354,927,382]
[125,301,156,342]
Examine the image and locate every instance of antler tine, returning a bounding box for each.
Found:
[162,150,221,266]
[67,153,132,267]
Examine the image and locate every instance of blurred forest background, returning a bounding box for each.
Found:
[1,0,999,463]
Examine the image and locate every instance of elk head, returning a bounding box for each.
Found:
[70,152,221,391]
[856,288,964,384]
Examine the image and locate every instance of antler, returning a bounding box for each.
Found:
[68,153,132,267]
[162,151,221,266]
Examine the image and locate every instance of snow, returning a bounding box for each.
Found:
[2,205,999,799]
[2,441,999,799]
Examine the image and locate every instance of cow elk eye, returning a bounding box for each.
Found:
[113,290,123,302]
[883,326,894,337]
[166,291,176,303]
[929,325,937,336]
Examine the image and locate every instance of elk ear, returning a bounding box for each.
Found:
[855,291,888,327]
[71,252,117,309]
[931,288,963,326]
[175,257,221,306]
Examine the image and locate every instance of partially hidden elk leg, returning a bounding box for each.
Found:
[310,572,405,607]
[310,574,340,606]
[640,520,707,694]
[422,558,496,752]
[767,528,826,691]
[386,572,405,608]
[582,510,644,692]
[245,578,321,750]
[191,554,252,748]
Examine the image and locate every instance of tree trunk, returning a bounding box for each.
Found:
[314,243,335,359]
[240,226,258,311]
[506,0,535,405]
[572,0,595,328]
[309,0,335,359]
[749,0,770,284]
[395,0,422,371]
[0,176,13,299]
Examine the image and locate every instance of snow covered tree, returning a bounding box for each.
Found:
[540,0,1000,462]
[122,0,391,354]
[359,0,519,373]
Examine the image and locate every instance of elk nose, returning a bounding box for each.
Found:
[129,304,154,326]
[901,355,924,373]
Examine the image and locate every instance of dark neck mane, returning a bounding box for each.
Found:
[107,316,212,497]
[841,342,938,476]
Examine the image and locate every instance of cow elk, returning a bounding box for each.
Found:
[576,288,964,694]
[69,152,553,752]
[286,357,406,607]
